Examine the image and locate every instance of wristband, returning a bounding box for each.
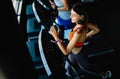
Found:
[51,39,62,43]
[56,39,62,43]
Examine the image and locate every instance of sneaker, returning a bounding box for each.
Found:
[100,70,112,79]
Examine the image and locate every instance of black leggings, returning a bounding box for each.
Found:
[65,47,100,78]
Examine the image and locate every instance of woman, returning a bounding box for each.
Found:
[49,0,100,40]
[49,0,72,30]
[49,3,111,79]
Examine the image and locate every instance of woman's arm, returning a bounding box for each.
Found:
[49,26,82,55]
[49,0,69,11]
[49,0,56,10]
[86,22,100,38]
[57,0,69,11]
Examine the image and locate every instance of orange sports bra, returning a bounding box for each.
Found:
[69,26,87,47]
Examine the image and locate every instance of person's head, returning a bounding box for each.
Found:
[70,3,88,25]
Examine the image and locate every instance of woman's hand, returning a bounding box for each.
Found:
[49,25,60,40]
[49,0,56,10]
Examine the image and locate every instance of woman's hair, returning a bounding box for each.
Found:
[72,3,88,25]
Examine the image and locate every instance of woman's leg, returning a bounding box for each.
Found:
[65,54,77,78]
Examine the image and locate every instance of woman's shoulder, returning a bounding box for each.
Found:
[76,24,88,33]
[73,25,83,33]
[75,24,86,29]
